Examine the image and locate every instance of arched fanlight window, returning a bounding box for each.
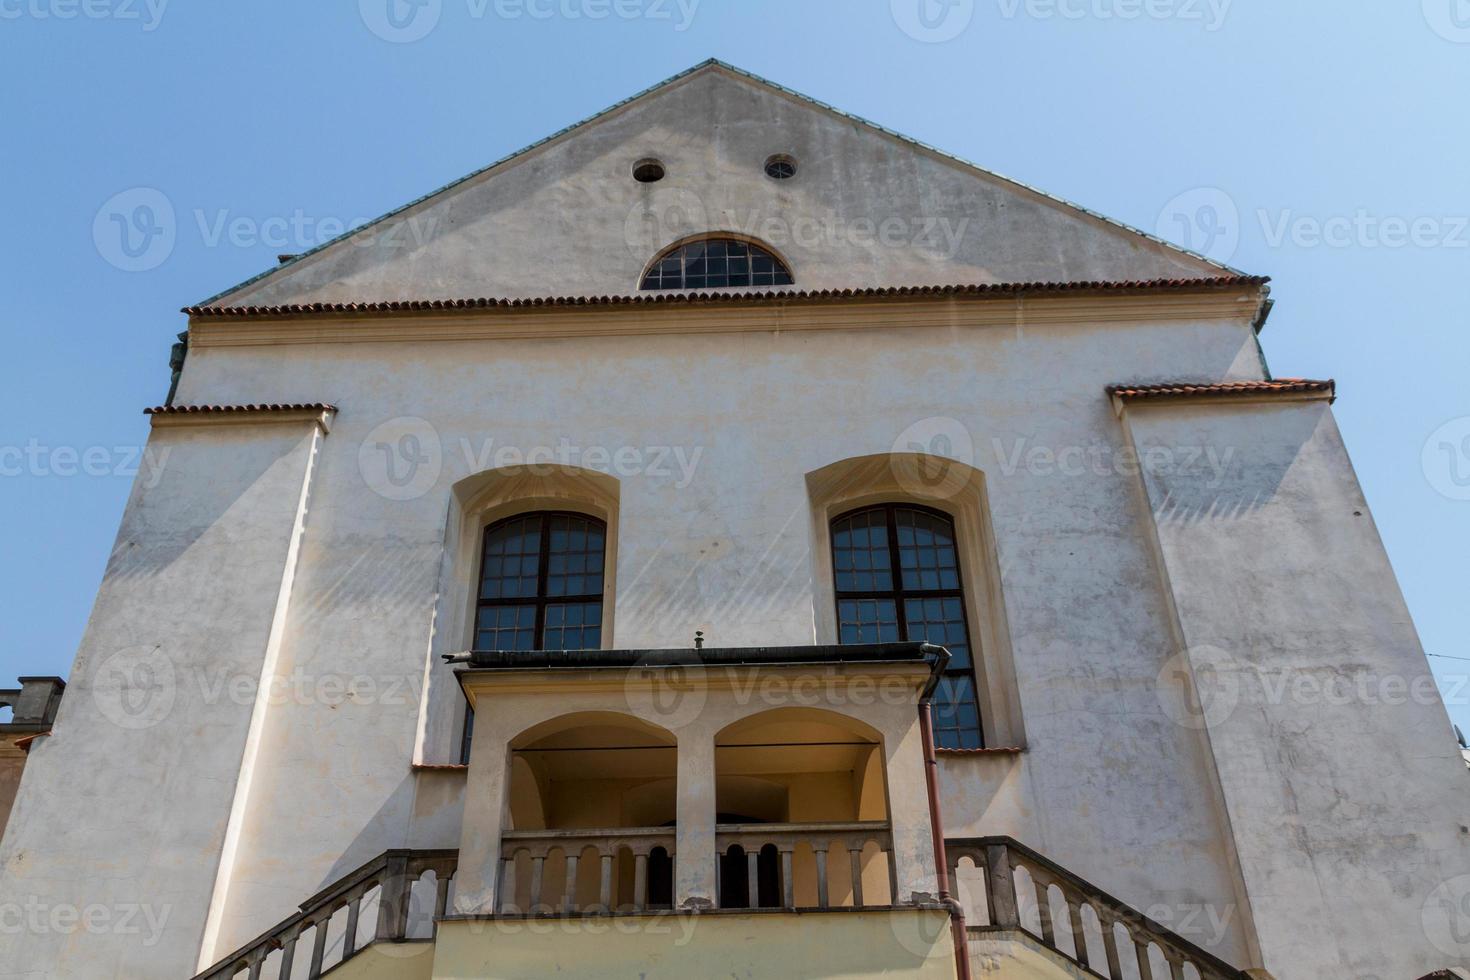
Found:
[476,512,606,652]
[640,238,793,290]
[831,504,983,749]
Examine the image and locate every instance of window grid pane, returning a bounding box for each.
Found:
[831,509,895,592]
[480,514,543,599]
[832,505,984,749]
[641,239,793,290]
[546,514,606,598]
[543,602,603,651]
[476,512,607,652]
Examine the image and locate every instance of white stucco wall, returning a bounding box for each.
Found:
[1122,398,1470,980]
[0,421,321,979]
[155,304,1264,968]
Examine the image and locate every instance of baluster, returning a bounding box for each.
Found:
[780,849,795,908]
[983,844,1018,928]
[498,856,517,914]
[599,852,614,910]
[529,855,546,911]
[276,931,297,980]
[376,855,410,941]
[746,849,760,908]
[848,846,864,907]
[246,951,264,980]
[1067,897,1089,968]
[633,852,649,911]
[308,916,329,979]
[1165,951,1187,980]
[435,872,452,920]
[1134,936,1155,980]
[1034,879,1056,948]
[1101,915,1124,979]
[343,894,361,958]
[814,846,830,909]
[563,853,580,913]
[715,852,723,908]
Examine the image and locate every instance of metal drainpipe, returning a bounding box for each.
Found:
[918,645,973,980]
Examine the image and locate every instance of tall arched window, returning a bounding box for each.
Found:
[476,512,607,652]
[640,238,793,290]
[831,504,982,749]
[463,512,609,762]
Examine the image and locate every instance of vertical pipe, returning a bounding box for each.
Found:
[919,698,972,980]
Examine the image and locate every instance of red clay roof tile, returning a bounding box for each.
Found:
[1106,379,1335,401]
[183,276,1269,319]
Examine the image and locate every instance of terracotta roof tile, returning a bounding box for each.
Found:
[144,403,337,415]
[1107,378,1334,402]
[183,276,1269,319]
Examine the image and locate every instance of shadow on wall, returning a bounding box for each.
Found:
[1141,403,1325,527]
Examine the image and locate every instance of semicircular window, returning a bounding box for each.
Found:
[640,238,793,290]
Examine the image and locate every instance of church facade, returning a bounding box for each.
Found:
[2,61,1466,980]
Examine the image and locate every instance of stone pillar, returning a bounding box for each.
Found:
[674,720,717,908]
[880,716,937,905]
[453,709,513,915]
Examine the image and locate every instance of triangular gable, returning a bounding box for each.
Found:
[200,60,1242,310]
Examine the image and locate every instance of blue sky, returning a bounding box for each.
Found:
[3,1,1468,736]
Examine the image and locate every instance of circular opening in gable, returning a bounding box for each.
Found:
[764,154,797,180]
[633,159,666,183]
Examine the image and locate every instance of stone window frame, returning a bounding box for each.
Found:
[805,453,1025,751]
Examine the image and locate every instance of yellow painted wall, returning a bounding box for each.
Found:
[432,909,957,979]
[323,941,436,980]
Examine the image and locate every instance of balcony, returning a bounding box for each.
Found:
[447,643,942,919]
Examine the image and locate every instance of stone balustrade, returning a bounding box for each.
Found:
[497,827,676,914]
[949,837,1249,980]
[715,821,895,910]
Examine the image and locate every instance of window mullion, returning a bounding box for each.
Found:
[884,504,910,640]
[533,518,552,649]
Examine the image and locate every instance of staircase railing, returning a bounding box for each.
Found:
[192,849,457,980]
[947,837,1249,980]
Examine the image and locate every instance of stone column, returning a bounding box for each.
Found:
[452,708,513,915]
[880,714,937,905]
[674,719,717,908]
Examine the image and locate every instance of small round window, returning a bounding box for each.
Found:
[764,155,797,180]
[633,159,666,183]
